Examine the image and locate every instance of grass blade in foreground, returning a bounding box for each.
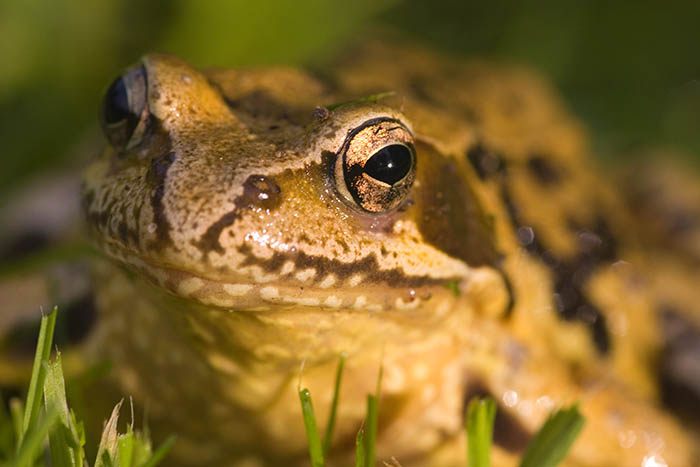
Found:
[139,435,176,467]
[299,388,324,467]
[44,353,86,467]
[323,353,346,457]
[11,408,60,467]
[9,398,24,445]
[519,404,585,467]
[355,424,365,467]
[95,401,122,467]
[466,397,497,467]
[364,365,382,467]
[19,306,57,447]
[117,427,135,467]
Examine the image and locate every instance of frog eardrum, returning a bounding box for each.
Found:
[99,65,150,151]
[333,117,416,213]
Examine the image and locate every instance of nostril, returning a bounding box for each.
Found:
[240,175,281,209]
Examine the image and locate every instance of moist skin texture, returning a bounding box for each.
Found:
[82,42,698,466]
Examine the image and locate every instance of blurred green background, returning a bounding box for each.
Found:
[1,0,699,200]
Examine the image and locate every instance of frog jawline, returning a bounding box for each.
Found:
[111,247,434,313]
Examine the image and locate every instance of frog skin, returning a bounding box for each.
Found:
[81,41,697,466]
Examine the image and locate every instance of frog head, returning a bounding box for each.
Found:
[83,54,506,315]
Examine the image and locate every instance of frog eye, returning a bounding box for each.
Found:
[334,118,416,213]
[99,65,149,151]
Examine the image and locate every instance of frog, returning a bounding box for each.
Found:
[79,40,698,466]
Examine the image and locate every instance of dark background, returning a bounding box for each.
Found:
[2,0,699,200]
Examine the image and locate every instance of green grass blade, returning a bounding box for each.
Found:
[69,411,85,467]
[364,395,378,467]
[299,388,324,467]
[9,398,24,451]
[95,400,122,467]
[519,404,585,467]
[12,408,60,467]
[355,424,365,467]
[322,353,346,457]
[137,435,175,467]
[118,428,135,467]
[465,397,497,467]
[44,354,84,467]
[364,365,382,467]
[19,306,57,446]
[131,430,154,466]
[0,395,15,458]
[100,451,116,467]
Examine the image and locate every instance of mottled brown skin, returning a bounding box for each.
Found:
[82,42,697,466]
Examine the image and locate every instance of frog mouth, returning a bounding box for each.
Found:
[107,242,445,313]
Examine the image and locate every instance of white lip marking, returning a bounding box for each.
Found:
[295,268,316,282]
[177,277,204,295]
[348,273,364,287]
[319,274,337,288]
[260,286,279,300]
[223,283,253,296]
[323,296,342,308]
[353,296,367,308]
[395,297,421,310]
[280,260,296,275]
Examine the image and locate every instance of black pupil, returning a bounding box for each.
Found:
[363,144,412,185]
[103,76,133,125]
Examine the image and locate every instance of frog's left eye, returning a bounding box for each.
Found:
[99,65,149,151]
[334,118,416,213]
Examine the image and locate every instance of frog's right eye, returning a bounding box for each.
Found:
[100,66,149,151]
[334,117,416,213]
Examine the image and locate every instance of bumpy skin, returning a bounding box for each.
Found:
[82,42,697,466]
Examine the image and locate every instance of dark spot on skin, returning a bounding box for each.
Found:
[527,155,562,185]
[147,151,176,248]
[118,222,129,244]
[83,185,116,236]
[117,203,139,246]
[466,143,505,181]
[311,107,329,121]
[416,143,499,268]
[196,175,281,254]
[500,187,613,354]
[298,233,311,245]
[657,305,700,428]
[238,175,282,210]
[462,380,531,453]
[498,269,516,317]
[197,211,240,254]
